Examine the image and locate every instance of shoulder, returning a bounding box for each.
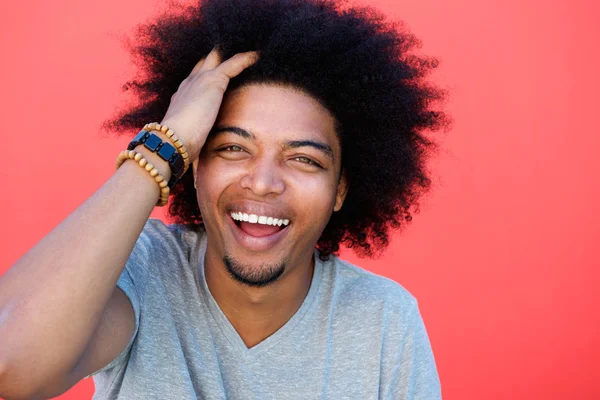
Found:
[328,255,418,311]
[136,218,204,254]
[139,218,200,243]
[314,254,424,352]
[318,254,419,330]
[124,219,204,276]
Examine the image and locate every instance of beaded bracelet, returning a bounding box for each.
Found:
[127,130,185,189]
[115,149,170,207]
[143,122,190,174]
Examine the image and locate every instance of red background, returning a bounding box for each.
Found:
[1,0,599,399]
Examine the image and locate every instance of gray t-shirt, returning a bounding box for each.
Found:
[87,219,441,399]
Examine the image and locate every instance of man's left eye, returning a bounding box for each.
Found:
[294,156,322,168]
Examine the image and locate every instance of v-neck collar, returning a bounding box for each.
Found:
[192,231,323,362]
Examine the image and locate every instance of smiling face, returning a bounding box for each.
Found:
[193,83,347,288]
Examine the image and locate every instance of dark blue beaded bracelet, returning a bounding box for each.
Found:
[127,130,185,188]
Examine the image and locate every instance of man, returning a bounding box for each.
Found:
[0,0,449,398]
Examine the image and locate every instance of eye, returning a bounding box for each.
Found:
[220,145,244,152]
[294,156,323,169]
[215,145,249,160]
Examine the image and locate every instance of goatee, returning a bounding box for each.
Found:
[223,254,286,288]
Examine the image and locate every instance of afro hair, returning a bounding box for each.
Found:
[102,0,451,260]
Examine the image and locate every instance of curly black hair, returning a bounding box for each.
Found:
[101,0,451,260]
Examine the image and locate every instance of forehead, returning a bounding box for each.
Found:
[215,83,339,148]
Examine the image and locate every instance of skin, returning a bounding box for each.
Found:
[192,83,347,348]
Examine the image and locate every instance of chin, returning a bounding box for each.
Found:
[223,253,287,288]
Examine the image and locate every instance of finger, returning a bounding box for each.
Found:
[200,46,223,71]
[214,51,259,79]
[189,46,219,76]
[190,58,206,75]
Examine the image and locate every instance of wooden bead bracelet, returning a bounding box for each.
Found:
[115,149,170,207]
[142,122,190,174]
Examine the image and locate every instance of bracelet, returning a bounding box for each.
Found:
[127,130,184,189]
[115,150,170,207]
[143,122,190,174]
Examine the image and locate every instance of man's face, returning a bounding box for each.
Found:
[193,83,347,287]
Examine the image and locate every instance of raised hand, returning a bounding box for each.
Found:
[160,47,260,161]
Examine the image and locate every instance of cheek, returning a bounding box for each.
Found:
[290,176,338,223]
[195,160,252,218]
[195,163,232,211]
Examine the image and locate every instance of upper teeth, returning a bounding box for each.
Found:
[231,212,289,226]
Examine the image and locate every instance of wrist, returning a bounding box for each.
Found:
[131,144,172,182]
[159,119,198,161]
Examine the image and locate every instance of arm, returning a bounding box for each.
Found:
[0,147,171,399]
[0,47,259,399]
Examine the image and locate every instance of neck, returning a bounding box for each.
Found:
[203,249,315,348]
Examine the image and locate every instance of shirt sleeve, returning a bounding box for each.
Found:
[83,264,141,379]
[81,219,161,379]
[383,301,442,400]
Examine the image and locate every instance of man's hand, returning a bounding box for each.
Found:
[160,46,260,161]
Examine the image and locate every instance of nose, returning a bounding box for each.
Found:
[239,156,285,197]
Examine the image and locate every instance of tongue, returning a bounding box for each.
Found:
[239,222,282,237]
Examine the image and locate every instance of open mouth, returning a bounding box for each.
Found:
[230,212,290,237]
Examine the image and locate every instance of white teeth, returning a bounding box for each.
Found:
[230,212,290,226]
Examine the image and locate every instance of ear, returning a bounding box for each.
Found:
[192,158,199,189]
[333,172,348,212]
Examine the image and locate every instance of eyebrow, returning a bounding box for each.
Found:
[209,126,335,162]
[210,126,254,140]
